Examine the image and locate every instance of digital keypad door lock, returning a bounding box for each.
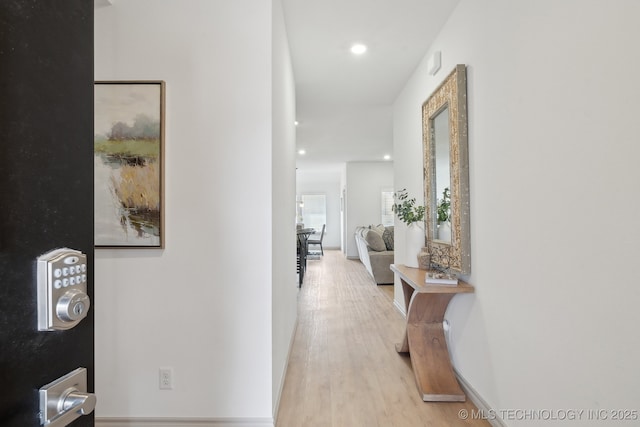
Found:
[37,248,90,331]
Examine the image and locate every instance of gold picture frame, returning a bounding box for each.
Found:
[422,65,470,274]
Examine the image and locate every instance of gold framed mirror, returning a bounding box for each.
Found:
[422,64,470,275]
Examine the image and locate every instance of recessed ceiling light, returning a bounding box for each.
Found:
[298,149,306,155]
[383,154,391,160]
[350,43,367,55]
[294,121,299,126]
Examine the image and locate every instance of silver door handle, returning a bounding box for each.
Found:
[60,388,97,415]
[40,368,96,426]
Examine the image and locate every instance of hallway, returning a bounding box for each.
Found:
[276,250,490,426]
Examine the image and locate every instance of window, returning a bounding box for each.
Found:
[300,194,326,232]
[381,190,394,226]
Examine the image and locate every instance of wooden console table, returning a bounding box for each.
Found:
[390,264,474,402]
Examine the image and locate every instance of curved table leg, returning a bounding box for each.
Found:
[395,278,414,353]
[396,279,466,402]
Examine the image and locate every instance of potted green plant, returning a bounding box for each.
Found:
[392,189,425,268]
[436,187,451,241]
[436,187,451,223]
[392,189,425,225]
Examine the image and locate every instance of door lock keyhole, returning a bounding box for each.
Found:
[56,289,90,323]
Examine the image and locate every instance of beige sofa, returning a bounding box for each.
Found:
[354,226,394,284]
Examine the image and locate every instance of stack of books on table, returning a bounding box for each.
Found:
[425,272,458,286]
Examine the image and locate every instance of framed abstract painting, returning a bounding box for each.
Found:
[94,81,165,248]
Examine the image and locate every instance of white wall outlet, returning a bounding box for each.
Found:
[159,367,173,390]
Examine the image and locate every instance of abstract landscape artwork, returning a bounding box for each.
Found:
[94,81,165,248]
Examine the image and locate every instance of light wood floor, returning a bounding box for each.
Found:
[276,250,490,427]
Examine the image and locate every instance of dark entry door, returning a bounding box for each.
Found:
[0,2,95,426]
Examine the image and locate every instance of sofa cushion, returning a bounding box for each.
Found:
[369,224,385,235]
[382,226,394,251]
[364,229,387,252]
[368,250,395,284]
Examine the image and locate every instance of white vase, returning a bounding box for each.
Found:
[438,221,451,242]
[405,222,425,268]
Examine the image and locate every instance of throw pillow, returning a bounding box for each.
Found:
[382,226,394,251]
[365,229,387,252]
[369,224,385,236]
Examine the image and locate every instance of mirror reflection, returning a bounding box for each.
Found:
[432,106,451,243]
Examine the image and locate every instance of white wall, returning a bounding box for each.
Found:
[296,169,341,249]
[94,0,296,422]
[271,0,298,416]
[393,1,640,425]
[344,162,394,258]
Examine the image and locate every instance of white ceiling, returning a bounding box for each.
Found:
[281,0,461,173]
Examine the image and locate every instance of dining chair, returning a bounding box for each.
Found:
[307,224,325,256]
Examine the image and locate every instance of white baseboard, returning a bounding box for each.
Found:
[393,298,406,317]
[95,418,273,427]
[272,317,299,421]
[454,370,506,427]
